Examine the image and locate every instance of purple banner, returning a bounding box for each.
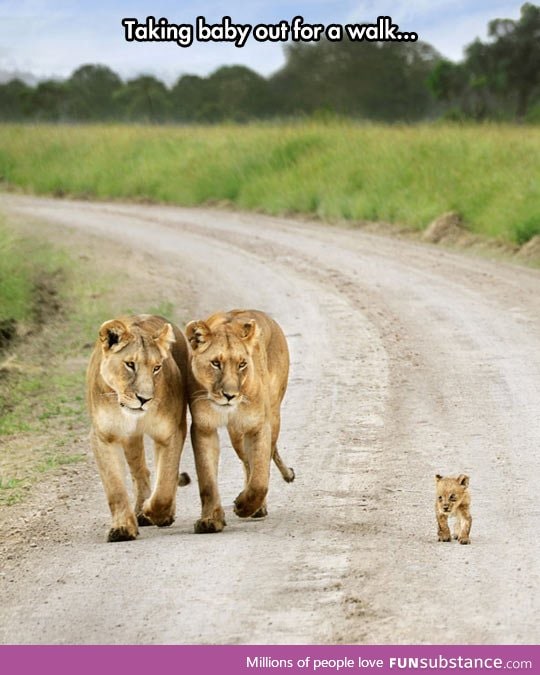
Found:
[0,645,537,675]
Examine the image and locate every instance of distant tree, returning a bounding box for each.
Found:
[170,75,210,121]
[430,3,540,120]
[206,66,271,121]
[487,2,540,119]
[30,80,69,120]
[270,39,440,121]
[0,79,32,119]
[113,76,171,122]
[66,64,122,120]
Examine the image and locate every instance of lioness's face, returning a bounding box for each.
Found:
[99,319,174,416]
[186,319,255,409]
[436,474,469,514]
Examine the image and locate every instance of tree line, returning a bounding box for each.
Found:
[1,3,538,123]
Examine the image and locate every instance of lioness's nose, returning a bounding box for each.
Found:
[137,394,152,406]
[223,392,236,401]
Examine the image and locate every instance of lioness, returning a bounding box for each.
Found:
[435,474,472,544]
[186,309,295,533]
[87,314,189,542]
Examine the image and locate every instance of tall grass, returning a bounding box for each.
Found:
[1,122,540,243]
[0,221,68,324]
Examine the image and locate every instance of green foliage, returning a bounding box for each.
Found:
[114,76,172,122]
[431,3,540,120]
[0,37,442,123]
[0,223,68,324]
[1,122,539,245]
[515,217,540,245]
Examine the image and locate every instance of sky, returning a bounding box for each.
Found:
[0,1,528,85]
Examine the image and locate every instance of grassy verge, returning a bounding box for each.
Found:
[0,122,540,245]
[0,221,91,504]
[0,218,176,506]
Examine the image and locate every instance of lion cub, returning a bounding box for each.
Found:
[435,474,472,545]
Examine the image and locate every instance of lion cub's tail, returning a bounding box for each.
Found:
[178,472,191,487]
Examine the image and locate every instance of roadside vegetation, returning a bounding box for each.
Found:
[0,213,190,509]
[0,222,90,504]
[0,214,189,508]
[1,4,539,124]
[1,122,539,245]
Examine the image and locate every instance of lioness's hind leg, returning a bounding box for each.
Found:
[122,436,152,527]
[234,425,271,518]
[143,428,184,528]
[228,429,249,486]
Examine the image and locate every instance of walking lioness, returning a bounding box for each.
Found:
[87,314,188,542]
[186,309,295,533]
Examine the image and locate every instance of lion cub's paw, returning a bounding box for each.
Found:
[107,526,138,543]
[438,534,452,542]
[194,518,226,534]
[458,536,471,545]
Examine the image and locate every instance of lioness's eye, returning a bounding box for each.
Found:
[210,360,221,369]
[125,361,136,371]
[238,360,247,370]
[153,365,162,374]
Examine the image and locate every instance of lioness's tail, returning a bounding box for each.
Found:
[273,448,295,483]
[178,472,191,487]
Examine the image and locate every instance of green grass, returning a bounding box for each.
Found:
[0,212,192,508]
[1,122,540,244]
[0,220,69,323]
[35,453,86,473]
[0,476,27,505]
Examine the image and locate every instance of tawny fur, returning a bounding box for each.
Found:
[186,309,294,534]
[435,474,472,545]
[87,314,188,542]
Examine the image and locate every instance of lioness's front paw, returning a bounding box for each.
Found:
[137,512,154,527]
[459,537,471,545]
[194,518,226,534]
[143,510,175,528]
[251,505,268,519]
[107,526,138,542]
[142,499,175,527]
[438,534,452,542]
[234,488,267,518]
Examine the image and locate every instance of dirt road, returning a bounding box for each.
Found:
[1,195,539,644]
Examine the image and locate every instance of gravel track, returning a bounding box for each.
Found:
[1,195,539,644]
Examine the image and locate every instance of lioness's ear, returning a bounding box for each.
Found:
[186,320,212,351]
[457,474,469,487]
[435,474,443,482]
[237,319,257,342]
[99,319,131,353]
[154,323,175,358]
